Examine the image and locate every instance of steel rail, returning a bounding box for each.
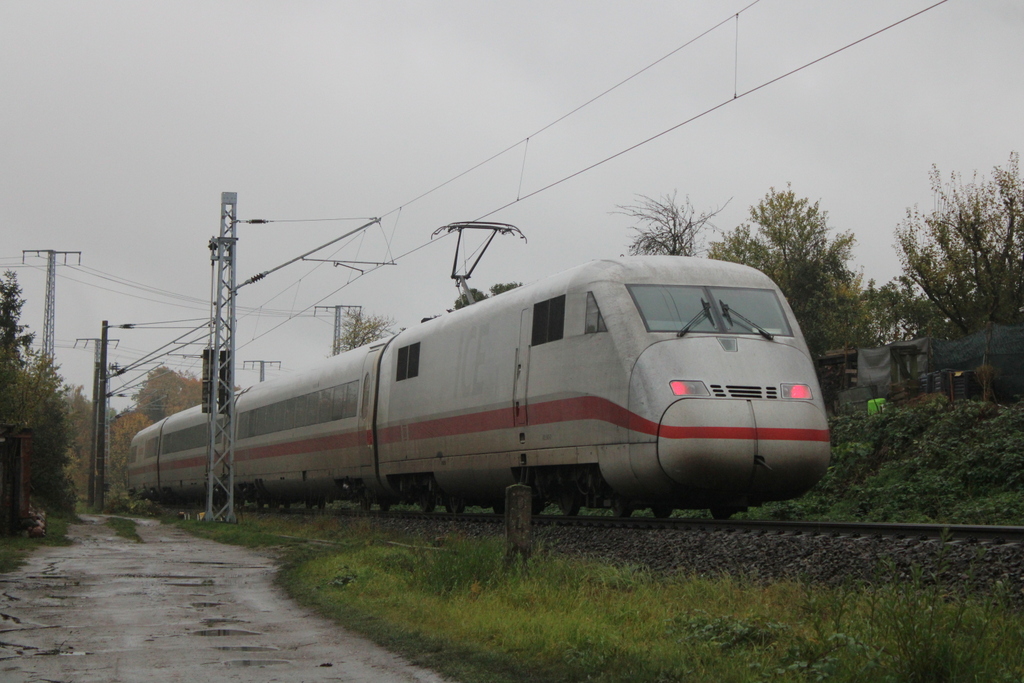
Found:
[266,507,1024,545]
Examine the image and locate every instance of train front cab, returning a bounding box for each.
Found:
[623,275,830,514]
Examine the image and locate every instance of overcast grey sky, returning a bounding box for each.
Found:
[2,0,1022,410]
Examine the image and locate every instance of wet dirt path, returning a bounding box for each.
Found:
[0,516,449,682]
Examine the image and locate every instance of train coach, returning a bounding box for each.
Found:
[129,256,830,518]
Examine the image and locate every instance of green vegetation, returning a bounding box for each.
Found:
[0,515,71,573]
[105,516,142,542]
[752,397,1024,525]
[102,491,161,517]
[180,514,1024,683]
[0,271,77,515]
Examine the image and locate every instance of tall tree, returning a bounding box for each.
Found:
[133,366,203,422]
[107,411,153,494]
[65,385,94,494]
[0,271,75,513]
[0,270,34,354]
[858,277,954,345]
[895,153,1024,335]
[708,186,864,356]
[618,193,727,257]
[336,309,395,353]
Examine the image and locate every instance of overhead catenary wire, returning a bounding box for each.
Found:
[43,1,949,399]
[375,1,764,223]
[5,1,788,366]
[475,0,951,222]
[235,232,453,352]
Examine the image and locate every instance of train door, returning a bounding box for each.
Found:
[358,344,388,494]
[155,420,166,495]
[513,307,531,425]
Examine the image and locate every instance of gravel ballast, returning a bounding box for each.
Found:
[362,514,1024,604]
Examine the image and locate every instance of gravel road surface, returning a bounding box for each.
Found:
[0,515,448,683]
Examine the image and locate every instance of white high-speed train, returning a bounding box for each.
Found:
[129,256,830,518]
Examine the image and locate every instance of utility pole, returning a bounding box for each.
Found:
[76,337,102,508]
[314,304,361,356]
[204,192,237,523]
[242,360,281,382]
[93,321,109,510]
[22,250,82,358]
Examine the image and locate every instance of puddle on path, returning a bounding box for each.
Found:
[192,628,262,637]
[212,645,280,652]
[202,618,248,625]
[224,658,291,667]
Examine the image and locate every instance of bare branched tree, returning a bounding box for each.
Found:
[617,192,728,257]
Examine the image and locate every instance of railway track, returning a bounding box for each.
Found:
[195,504,1024,604]
[253,506,1024,545]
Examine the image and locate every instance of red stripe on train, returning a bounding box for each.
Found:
[657,425,829,441]
[135,396,828,475]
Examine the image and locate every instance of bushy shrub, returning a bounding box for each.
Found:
[756,399,1024,524]
[102,491,160,517]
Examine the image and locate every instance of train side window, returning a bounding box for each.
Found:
[532,295,565,346]
[396,342,421,381]
[329,385,341,420]
[341,380,359,418]
[295,394,312,428]
[316,388,332,422]
[268,402,282,434]
[237,411,249,438]
[254,406,266,436]
[585,291,607,334]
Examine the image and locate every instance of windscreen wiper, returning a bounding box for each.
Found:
[719,300,774,340]
[677,299,711,337]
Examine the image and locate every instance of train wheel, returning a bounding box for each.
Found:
[531,492,546,515]
[651,506,674,519]
[611,498,634,518]
[558,490,581,516]
[444,495,466,515]
[419,491,436,513]
[710,507,738,520]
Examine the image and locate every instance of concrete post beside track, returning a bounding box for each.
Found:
[505,484,532,565]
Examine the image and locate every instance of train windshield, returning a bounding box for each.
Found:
[628,285,717,333]
[709,286,792,336]
[628,284,792,336]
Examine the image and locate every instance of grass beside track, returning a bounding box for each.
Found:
[0,515,72,573]
[106,516,143,542]
[178,514,1024,683]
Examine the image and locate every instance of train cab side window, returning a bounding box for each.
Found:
[397,342,421,381]
[585,291,607,334]
[532,295,565,346]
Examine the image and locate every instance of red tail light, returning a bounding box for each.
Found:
[670,380,710,397]
[781,383,812,399]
